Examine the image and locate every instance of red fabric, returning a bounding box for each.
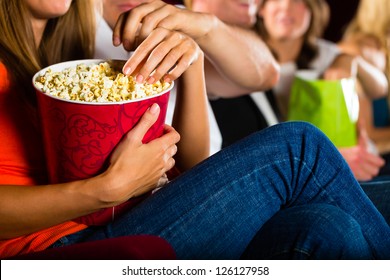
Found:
[0,62,47,186]
[0,62,87,257]
[8,235,176,260]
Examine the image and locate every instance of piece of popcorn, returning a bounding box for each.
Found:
[35,62,171,103]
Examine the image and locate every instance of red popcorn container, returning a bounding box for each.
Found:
[33,59,173,184]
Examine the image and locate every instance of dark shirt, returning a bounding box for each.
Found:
[209,91,280,149]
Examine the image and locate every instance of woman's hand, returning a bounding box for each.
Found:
[112,1,202,83]
[113,0,211,51]
[97,103,180,206]
[323,53,356,80]
[324,53,388,98]
[121,27,201,84]
[338,121,384,181]
[113,0,279,94]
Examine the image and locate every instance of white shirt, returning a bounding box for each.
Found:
[273,39,341,119]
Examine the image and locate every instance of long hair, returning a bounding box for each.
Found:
[257,0,330,68]
[183,0,192,8]
[343,0,390,80]
[0,0,96,103]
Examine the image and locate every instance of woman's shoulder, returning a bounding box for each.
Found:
[316,39,340,55]
[309,39,341,72]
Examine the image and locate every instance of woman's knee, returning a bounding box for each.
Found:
[241,204,373,259]
[248,121,331,150]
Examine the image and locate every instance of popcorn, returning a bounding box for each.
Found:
[34,62,171,103]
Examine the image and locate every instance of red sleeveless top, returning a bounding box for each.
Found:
[0,63,87,258]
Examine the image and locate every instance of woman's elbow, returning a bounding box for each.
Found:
[260,60,280,90]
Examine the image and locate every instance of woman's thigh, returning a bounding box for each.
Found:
[70,122,390,259]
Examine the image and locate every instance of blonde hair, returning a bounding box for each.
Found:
[0,0,96,101]
[183,0,192,9]
[344,0,390,79]
[345,0,390,45]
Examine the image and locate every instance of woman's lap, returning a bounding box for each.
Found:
[59,122,390,259]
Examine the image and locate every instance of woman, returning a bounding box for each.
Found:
[338,0,390,176]
[0,0,389,260]
[0,0,208,257]
[256,0,388,181]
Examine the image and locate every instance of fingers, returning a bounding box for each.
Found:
[137,4,175,43]
[112,13,126,47]
[359,150,385,178]
[112,0,166,51]
[323,68,350,80]
[126,103,160,143]
[153,125,180,173]
[165,143,177,170]
[122,28,199,83]
[354,153,384,181]
[113,1,199,82]
[364,152,385,167]
[339,145,385,181]
[160,124,181,147]
[355,159,383,181]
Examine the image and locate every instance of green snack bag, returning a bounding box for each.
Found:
[288,73,359,147]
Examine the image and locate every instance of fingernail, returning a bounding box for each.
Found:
[123,66,132,75]
[147,76,155,84]
[113,36,120,46]
[163,76,171,83]
[123,39,131,50]
[149,103,160,114]
[136,74,144,83]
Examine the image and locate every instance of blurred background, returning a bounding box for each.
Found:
[324,0,359,42]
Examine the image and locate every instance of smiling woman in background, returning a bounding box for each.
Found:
[255,0,388,182]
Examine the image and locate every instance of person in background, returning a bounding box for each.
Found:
[338,0,390,177]
[254,0,388,182]
[162,0,388,182]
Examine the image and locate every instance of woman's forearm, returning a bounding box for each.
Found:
[356,56,388,99]
[0,178,105,239]
[172,52,210,171]
[195,15,279,96]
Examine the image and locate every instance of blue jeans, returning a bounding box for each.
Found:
[57,122,390,259]
[241,204,372,259]
[361,180,390,225]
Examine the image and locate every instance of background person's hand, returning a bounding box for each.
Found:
[338,120,384,181]
[323,53,357,80]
